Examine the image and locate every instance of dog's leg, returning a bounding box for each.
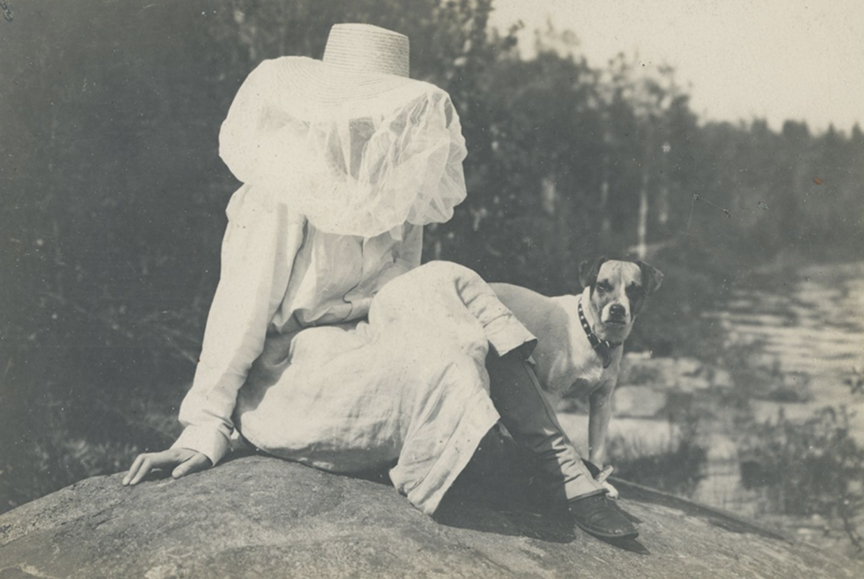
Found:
[588,381,615,468]
[588,382,620,499]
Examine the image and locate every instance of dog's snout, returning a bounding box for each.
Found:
[609,304,627,320]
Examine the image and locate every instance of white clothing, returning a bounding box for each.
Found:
[172,53,539,514]
[172,187,537,514]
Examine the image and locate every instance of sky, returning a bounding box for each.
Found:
[489,0,864,133]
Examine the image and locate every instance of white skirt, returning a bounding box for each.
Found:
[234,261,536,514]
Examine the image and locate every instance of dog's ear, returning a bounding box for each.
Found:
[636,261,664,295]
[579,257,607,289]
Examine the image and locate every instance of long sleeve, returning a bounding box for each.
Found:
[171,185,306,465]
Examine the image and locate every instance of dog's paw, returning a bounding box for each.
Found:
[602,481,620,499]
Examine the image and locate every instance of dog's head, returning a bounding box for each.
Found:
[578,257,663,343]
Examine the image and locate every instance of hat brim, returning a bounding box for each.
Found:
[269,57,437,120]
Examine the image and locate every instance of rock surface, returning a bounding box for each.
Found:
[612,386,668,418]
[1,455,861,579]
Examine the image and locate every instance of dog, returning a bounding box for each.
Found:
[491,257,663,496]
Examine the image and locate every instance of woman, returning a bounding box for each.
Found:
[123,24,636,540]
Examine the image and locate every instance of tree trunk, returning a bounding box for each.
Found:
[637,167,649,259]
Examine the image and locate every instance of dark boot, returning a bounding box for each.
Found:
[567,494,639,539]
[486,351,638,540]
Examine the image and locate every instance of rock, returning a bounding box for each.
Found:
[676,375,712,393]
[1,456,862,579]
[702,433,739,462]
[555,414,680,457]
[613,387,668,418]
[711,369,735,390]
[749,371,812,403]
[674,358,711,393]
[619,356,712,393]
[608,418,682,456]
[676,358,704,377]
[750,401,815,425]
[747,352,782,372]
[619,355,676,387]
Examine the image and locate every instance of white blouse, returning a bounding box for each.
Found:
[172,184,423,465]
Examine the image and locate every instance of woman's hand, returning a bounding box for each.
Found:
[122,448,212,486]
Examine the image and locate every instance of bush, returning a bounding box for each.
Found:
[738,406,864,554]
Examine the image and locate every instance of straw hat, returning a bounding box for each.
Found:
[323,23,410,79]
[218,23,468,238]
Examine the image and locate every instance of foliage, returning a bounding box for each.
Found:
[845,368,864,397]
[738,407,864,553]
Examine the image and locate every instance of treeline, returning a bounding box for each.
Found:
[0,0,861,510]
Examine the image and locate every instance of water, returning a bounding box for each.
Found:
[714,260,864,442]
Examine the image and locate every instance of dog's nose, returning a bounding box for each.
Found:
[609,304,627,320]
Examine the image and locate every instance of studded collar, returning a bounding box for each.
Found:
[577,297,621,369]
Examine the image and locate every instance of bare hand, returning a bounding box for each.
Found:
[122,448,212,486]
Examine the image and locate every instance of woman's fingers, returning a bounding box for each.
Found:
[123,449,212,486]
[122,454,147,485]
[126,455,156,486]
[123,449,184,486]
[171,453,212,479]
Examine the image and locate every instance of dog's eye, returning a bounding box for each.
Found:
[597,282,612,292]
[627,285,644,298]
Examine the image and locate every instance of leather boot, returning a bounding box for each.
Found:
[567,494,638,539]
[486,351,638,539]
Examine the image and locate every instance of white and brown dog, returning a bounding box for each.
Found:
[491,257,663,495]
